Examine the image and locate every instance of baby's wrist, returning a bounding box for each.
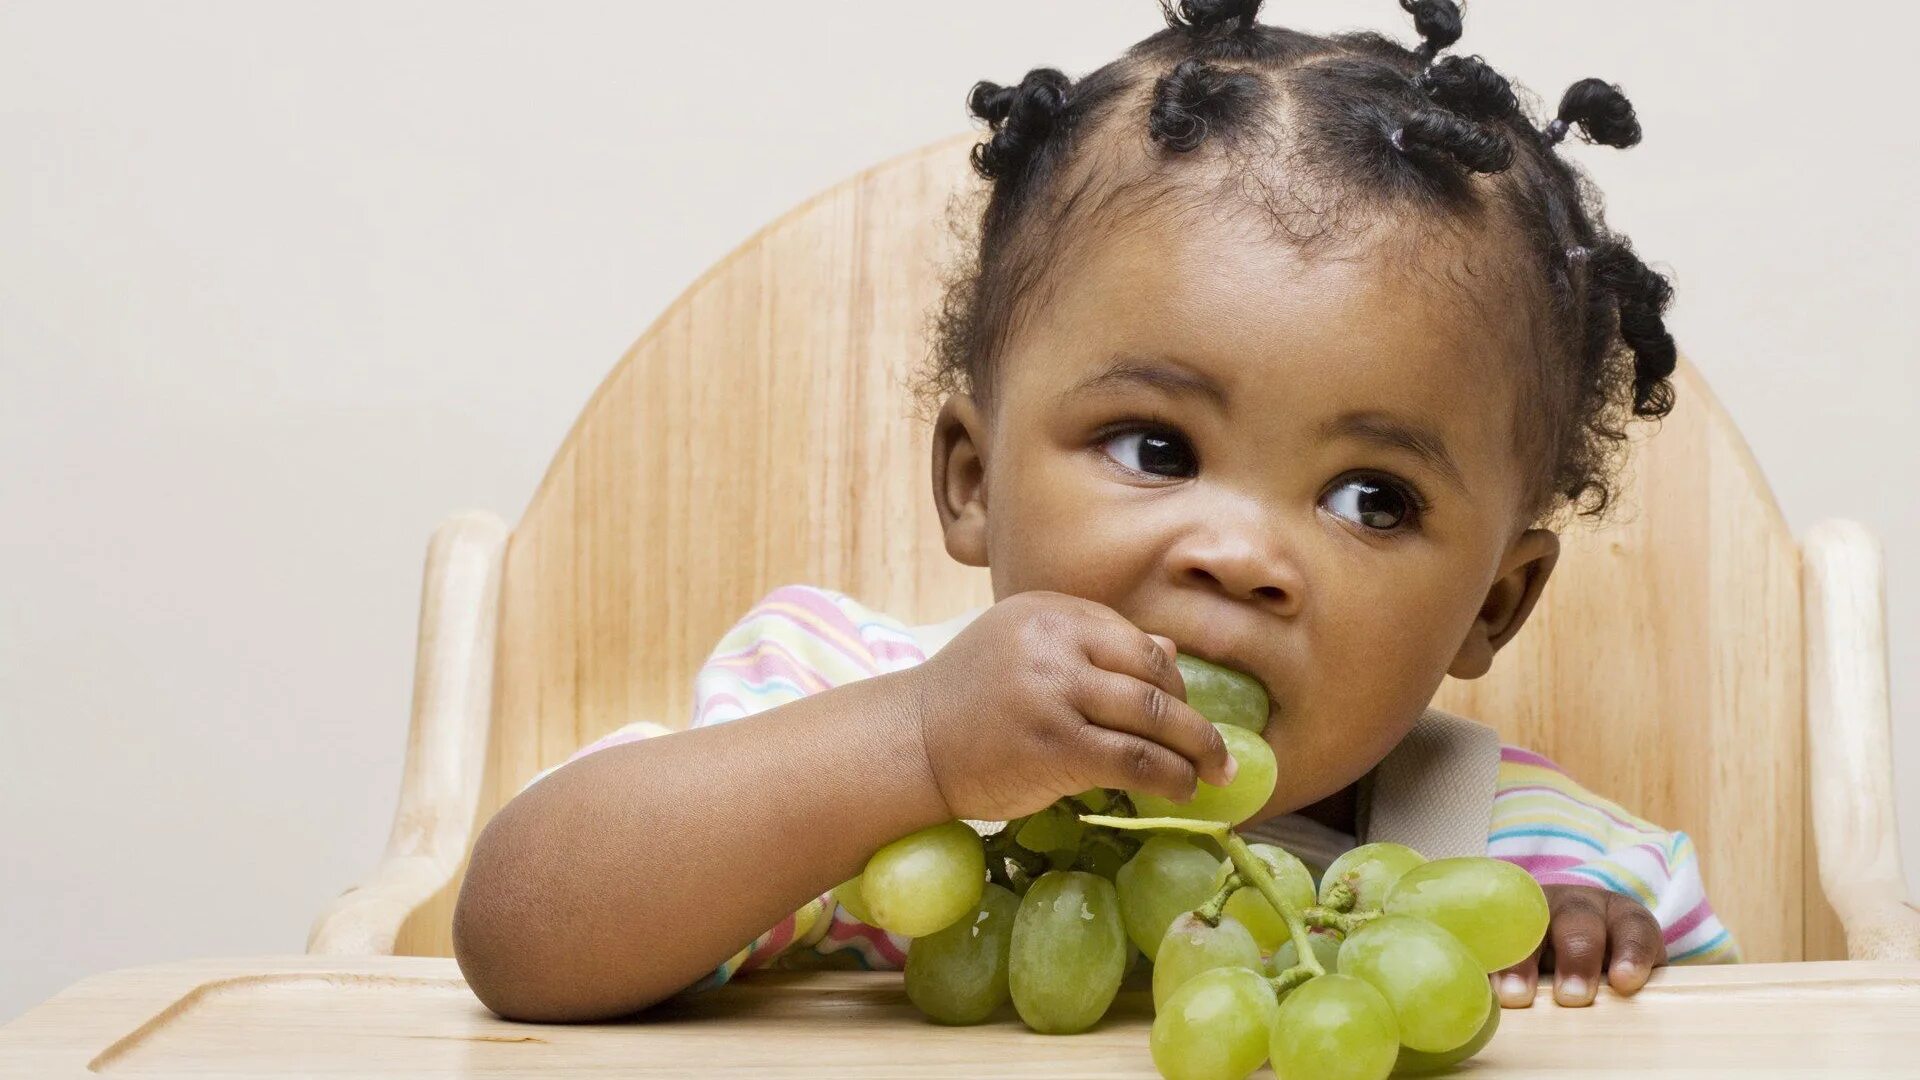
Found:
[844,665,955,831]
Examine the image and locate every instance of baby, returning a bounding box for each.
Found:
[452,0,1734,1023]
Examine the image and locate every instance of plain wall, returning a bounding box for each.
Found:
[2,1,1914,1022]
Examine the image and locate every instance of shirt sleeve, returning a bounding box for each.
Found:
[688,583,931,729]
[527,584,929,998]
[1488,745,1740,964]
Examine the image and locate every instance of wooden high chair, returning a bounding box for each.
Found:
[307,134,1918,968]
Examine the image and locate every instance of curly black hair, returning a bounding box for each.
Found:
[911,0,1676,526]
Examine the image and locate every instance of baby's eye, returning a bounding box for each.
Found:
[1101,428,1197,479]
[1324,475,1422,531]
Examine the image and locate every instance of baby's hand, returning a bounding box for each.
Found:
[1494,884,1667,1008]
[907,590,1236,822]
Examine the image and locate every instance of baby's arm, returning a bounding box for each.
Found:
[452,585,1229,1022]
[452,668,947,1021]
[1489,746,1738,1007]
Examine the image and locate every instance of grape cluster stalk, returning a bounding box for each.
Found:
[836,654,1548,1079]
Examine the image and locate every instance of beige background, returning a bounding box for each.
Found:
[2,0,1914,1023]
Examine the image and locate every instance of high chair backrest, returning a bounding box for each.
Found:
[390,134,1842,963]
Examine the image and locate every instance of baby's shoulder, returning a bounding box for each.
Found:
[1490,741,1590,794]
[1488,741,1670,839]
[689,584,937,728]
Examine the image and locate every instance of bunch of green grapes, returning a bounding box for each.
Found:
[834,655,1548,1080]
[1150,840,1541,1080]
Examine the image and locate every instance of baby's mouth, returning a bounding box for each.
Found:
[1164,642,1279,733]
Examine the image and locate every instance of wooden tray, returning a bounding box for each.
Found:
[3,957,1918,1077]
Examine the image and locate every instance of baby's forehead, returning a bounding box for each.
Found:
[1004,201,1535,486]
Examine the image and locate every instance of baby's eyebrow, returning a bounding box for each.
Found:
[1319,410,1468,493]
[1061,356,1229,412]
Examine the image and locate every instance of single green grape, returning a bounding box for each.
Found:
[1270,928,1343,981]
[1117,836,1225,960]
[1319,843,1427,912]
[1131,724,1277,825]
[1391,984,1500,1075]
[1338,915,1490,1054]
[1173,653,1271,734]
[1008,871,1128,1034]
[832,875,877,925]
[1208,842,1315,952]
[1015,803,1085,856]
[1383,857,1550,973]
[904,883,1019,1025]
[1149,966,1278,1080]
[862,820,986,938]
[1269,973,1400,1080]
[1152,911,1262,1010]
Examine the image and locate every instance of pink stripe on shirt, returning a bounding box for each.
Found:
[1661,897,1717,945]
[1496,853,1589,875]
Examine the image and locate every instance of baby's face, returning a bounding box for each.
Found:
[931,207,1559,820]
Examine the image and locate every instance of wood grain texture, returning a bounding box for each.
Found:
[4,958,1918,1077]
[1803,519,1920,960]
[328,132,1893,964]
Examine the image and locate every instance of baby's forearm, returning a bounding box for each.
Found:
[452,668,947,1021]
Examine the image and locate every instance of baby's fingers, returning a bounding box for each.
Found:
[1604,892,1667,996]
[1545,887,1608,1007]
[1494,943,1542,1008]
[1079,727,1200,804]
[1073,670,1233,787]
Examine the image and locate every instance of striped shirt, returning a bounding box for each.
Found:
[537,584,1739,995]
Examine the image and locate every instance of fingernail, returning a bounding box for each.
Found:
[1612,962,1642,988]
[1499,973,1530,1004]
[1556,976,1592,1005]
[1220,756,1239,784]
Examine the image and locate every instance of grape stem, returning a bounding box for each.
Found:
[1006,843,1048,879]
[1302,907,1380,935]
[1269,963,1316,997]
[1075,807,1328,976]
[1221,833,1325,978]
[1195,873,1242,926]
[1073,813,1329,979]
[1075,814,1228,840]
[1322,877,1358,914]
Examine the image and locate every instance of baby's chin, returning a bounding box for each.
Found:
[1249,749,1378,829]
[1254,708,1423,821]
[1258,787,1335,824]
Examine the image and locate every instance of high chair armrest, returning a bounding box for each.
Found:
[308,511,508,956]
[1803,518,1920,961]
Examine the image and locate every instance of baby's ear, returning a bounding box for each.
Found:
[1447,528,1559,680]
[931,394,991,568]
